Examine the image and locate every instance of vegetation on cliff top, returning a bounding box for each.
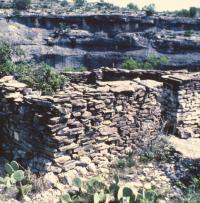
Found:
[176,7,199,18]
[13,0,32,10]
[142,4,156,16]
[127,3,139,11]
[0,0,200,19]
[74,0,87,7]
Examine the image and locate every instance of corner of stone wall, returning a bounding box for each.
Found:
[161,73,200,138]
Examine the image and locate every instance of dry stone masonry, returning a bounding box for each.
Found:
[0,68,199,181]
[162,72,200,138]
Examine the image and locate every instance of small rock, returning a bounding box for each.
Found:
[80,156,92,165]
[87,163,97,173]
[44,172,59,186]
[144,183,152,190]
[82,111,92,119]
[55,155,71,164]
[76,166,88,176]
[99,168,109,174]
[133,181,143,188]
[64,170,78,185]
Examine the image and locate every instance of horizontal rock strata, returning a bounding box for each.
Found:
[1,14,200,70]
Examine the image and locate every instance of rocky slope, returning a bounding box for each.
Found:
[0,9,200,70]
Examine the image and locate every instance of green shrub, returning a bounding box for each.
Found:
[0,41,13,64]
[146,54,168,67]
[127,3,139,11]
[139,137,173,164]
[0,61,65,95]
[13,0,31,10]
[63,67,76,72]
[192,178,200,190]
[139,151,154,163]
[121,58,141,70]
[0,61,15,75]
[0,41,65,95]
[33,63,66,95]
[57,22,67,33]
[159,56,169,65]
[184,30,193,37]
[142,62,153,70]
[121,55,168,70]
[178,177,200,203]
[113,154,135,169]
[142,4,155,16]
[63,67,88,72]
[79,67,88,72]
[0,62,33,85]
[115,159,126,169]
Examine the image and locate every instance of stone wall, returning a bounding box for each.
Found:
[0,69,199,180]
[161,72,200,138]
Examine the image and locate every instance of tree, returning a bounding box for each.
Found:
[74,0,86,7]
[61,0,68,7]
[143,4,155,16]
[176,7,198,18]
[127,3,139,11]
[13,0,31,10]
[176,9,190,17]
[189,7,197,18]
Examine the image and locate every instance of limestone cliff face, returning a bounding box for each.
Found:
[1,14,200,70]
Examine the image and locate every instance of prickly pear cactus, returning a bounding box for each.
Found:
[12,170,25,182]
[10,161,20,171]
[4,163,15,175]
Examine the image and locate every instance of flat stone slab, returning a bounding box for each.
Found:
[169,136,200,159]
[96,81,144,93]
[135,79,163,89]
[3,81,27,89]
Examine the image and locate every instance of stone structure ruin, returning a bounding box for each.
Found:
[0,68,199,181]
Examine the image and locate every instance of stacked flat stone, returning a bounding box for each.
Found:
[161,72,200,138]
[0,68,199,181]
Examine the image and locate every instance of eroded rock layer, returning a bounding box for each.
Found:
[0,14,200,69]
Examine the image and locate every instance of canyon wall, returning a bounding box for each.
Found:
[0,69,199,180]
[0,14,200,70]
